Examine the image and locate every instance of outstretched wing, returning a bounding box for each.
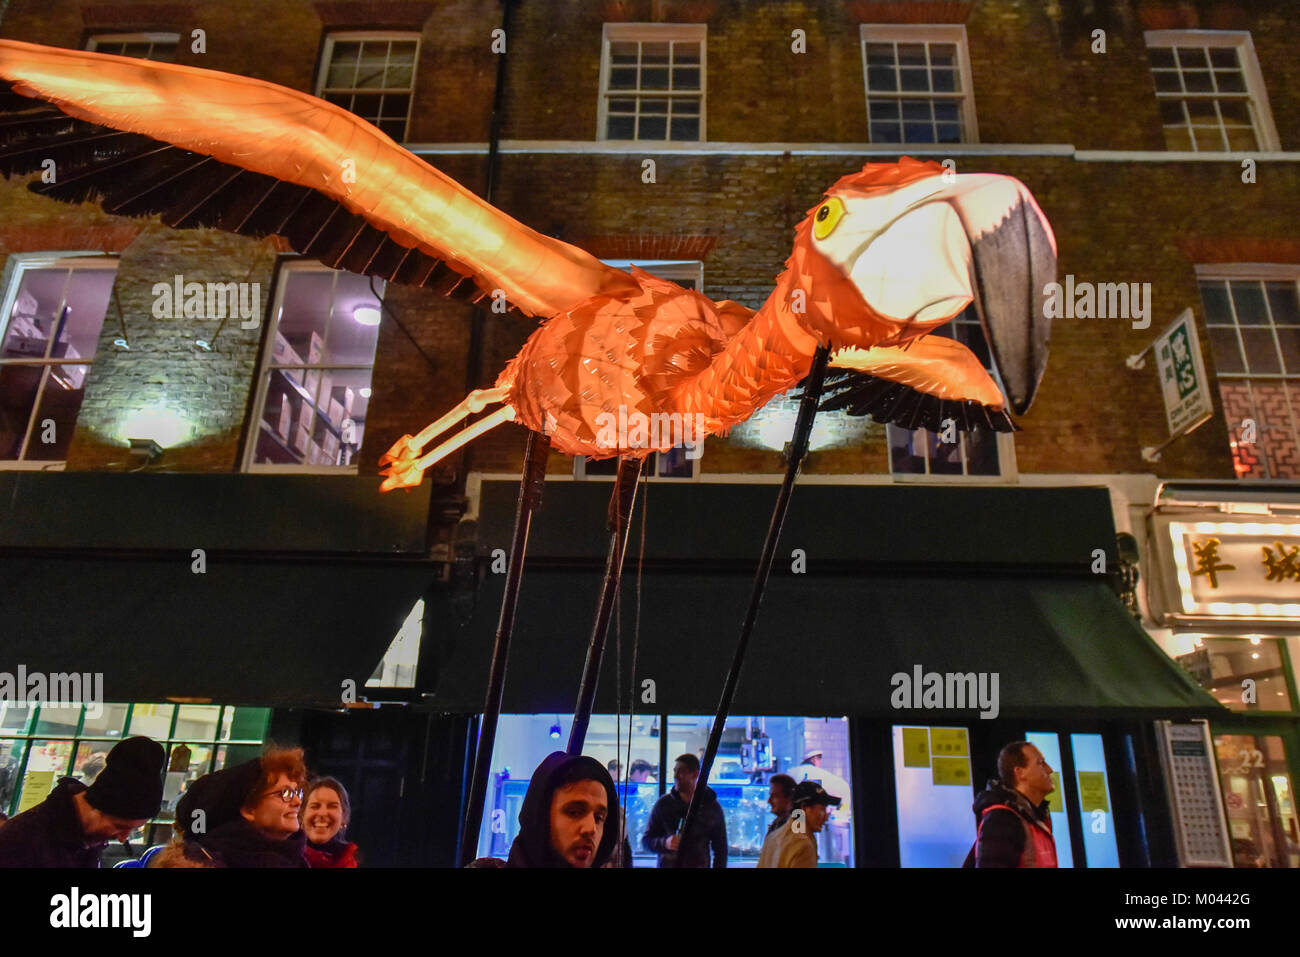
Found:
[0,39,638,318]
[820,335,1018,434]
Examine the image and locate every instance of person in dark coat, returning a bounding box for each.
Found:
[472,751,617,868]
[0,736,164,868]
[642,753,728,868]
[963,741,1058,868]
[301,776,359,868]
[173,748,308,867]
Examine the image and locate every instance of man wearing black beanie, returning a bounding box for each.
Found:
[0,736,165,868]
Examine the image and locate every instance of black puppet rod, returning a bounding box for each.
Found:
[674,344,832,864]
[568,456,644,755]
[459,428,550,866]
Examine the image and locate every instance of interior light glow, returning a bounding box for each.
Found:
[353,306,380,326]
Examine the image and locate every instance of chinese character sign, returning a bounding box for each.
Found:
[1153,309,1214,437]
[1172,522,1300,616]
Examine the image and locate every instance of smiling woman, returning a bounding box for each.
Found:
[171,747,309,867]
[302,776,359,868]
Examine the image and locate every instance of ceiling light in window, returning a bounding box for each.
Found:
[353,306,381,326]
[359,387,372,398]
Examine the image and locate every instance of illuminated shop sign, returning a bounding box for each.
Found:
[1169,520,1300,619]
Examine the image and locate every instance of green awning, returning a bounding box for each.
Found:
[0,554,439,706]
[421,568,1222,718]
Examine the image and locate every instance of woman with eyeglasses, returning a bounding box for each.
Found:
[171,748,309,867]
[301,777,359,868]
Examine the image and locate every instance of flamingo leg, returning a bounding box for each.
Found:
[379,404,516,491]
[380,385,512,470]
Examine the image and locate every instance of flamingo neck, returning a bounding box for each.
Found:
[674,269,822,427]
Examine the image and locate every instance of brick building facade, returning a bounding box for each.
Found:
[2,0,1298,868]
[2,0,1296,487]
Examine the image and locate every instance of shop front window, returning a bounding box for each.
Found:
[1214,733,1298,868]
[668,714,854,867]
[893,724,974,867]
[475,713,854,866]
[0,702,270,858]
[1069,732,1121,868]
[1025,731,1075,867]
[474,713,660,865]
[1177,636,1293,711]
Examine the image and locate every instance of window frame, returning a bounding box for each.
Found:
[85,32,181,59]
[573,259,704,482]
[597,22,707,143]
[1195,264,1300,478]
[315,30,422,143]
[241,259,382,475]
[0,702,269,827]
[886,309,1016,483]
[1143,29,1281,153]
[0,252,118,470]
[859,23,979,146]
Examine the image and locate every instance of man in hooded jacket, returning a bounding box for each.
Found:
[484,752,618,868]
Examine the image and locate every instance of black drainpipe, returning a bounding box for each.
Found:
[458,0,520,492]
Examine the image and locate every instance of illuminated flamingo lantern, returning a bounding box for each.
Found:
[0,39,1056,866]
[0,40,1053,491]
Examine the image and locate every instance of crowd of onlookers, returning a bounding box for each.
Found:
[0,735,1061,868]
[0,737,358,868]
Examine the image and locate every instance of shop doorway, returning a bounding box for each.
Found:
[888,720,1141,867]
[290,708,472,867]
[1213,730,1298,868]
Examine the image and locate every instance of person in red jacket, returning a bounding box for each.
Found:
[301,777,359,868]
[964,741,1058,868]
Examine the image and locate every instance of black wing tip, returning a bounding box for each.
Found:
[810,371,1019,434]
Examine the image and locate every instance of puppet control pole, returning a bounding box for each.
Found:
[459,428,550,866]
[675,345,832,864]
[567,455,644,755]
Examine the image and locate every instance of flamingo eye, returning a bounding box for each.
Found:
[813,197,845,240]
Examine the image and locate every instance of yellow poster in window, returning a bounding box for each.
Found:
[932,756,971,787]
[902,728,930,768]
[930,728,969,757]
[1077,770,1109,812]
[17,770,55,813]
[1046,772,1063,813]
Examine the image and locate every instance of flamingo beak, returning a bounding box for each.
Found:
[937,174,1057,416]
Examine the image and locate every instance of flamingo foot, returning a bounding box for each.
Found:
[379,404,517,492]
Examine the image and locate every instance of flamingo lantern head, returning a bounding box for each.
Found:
[783,157,1056,416]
